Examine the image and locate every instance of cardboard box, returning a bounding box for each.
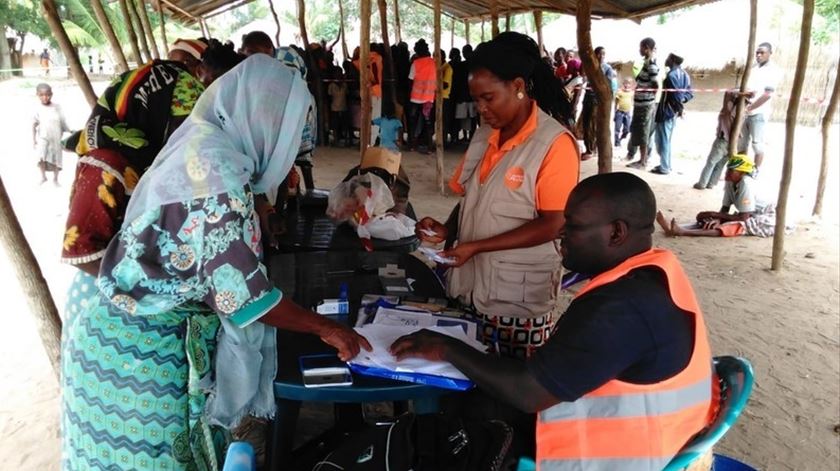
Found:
[361,147,401,176]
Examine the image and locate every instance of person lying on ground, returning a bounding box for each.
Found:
[394,172,718,469]
[659,154,781,238]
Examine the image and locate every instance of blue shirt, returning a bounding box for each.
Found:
[373,117,402,151]
[656,66,693,122]
[527,268,694,402]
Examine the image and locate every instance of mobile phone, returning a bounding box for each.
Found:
[299,354,353,388]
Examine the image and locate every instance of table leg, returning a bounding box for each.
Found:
[267,398,301,470]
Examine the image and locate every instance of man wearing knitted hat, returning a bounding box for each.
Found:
[657,155,784,238]
[168,38,208,77]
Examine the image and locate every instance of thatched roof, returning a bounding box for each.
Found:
[160,0,720,23]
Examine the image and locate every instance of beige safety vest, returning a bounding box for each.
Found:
[447,108,573,318]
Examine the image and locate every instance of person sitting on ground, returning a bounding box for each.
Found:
[197,38,245,87]
[395,172,718,468]
[659,155,782,238]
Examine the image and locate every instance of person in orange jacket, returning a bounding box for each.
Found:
[391,172,717,469]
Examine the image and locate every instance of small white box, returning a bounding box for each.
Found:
[316,299,349,315]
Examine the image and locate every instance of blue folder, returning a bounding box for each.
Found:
[348,363,475,391]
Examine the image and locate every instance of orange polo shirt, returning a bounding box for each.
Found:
[449,103,579,211]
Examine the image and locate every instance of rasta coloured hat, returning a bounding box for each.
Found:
[727,154,755,174]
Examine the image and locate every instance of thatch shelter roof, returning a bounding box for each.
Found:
[160,0,720,23]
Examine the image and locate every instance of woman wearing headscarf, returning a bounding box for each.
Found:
[415,32,579,360]
[61,55,370,470]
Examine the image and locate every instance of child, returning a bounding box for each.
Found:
[32,83,69,186]
[614,78,633,147]
[327,66,350,146]
[372,100,403,152]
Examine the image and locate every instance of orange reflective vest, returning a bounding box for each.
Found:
[536,248,718,471]
[410,56,437,103]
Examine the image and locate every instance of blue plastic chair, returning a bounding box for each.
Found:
[662,356,755,470]
[223,441,256,471]
[518,356,754,471]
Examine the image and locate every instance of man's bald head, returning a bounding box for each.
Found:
[570,172,657,233]
[561,173,657,275]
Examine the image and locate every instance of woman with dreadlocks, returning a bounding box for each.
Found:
[416,32,579,360]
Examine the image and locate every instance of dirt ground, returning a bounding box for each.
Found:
[0,77,837,470]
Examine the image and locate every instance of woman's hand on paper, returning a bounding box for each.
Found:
[415,217,448,244]
[389,329,452,362]
[320,323,373,362]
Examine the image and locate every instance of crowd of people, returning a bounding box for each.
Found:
[31,26,786,471]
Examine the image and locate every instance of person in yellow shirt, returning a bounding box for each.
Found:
[614,77,634,147]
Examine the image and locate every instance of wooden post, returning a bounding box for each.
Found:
[268,0,281,48]
[40,0,97,107]
[533,11,544,57]
[481,19,485,42]
[137,0,160,59]
[0,176,63,380]
[155,0,169,54]
[490,1,499,38]
[338,0,350,60]
[297,0,327,144]
[464,20,470,45]
[505,12,510,32]
[92,0,129,73]
[377,0,398,112]
[727,0,758,158]
[199,19,208,38]
[393,0,402,44]
[433,0,444,193]
[450,17,455,49]
[118,0,144,65]
[813,71,839,216]
[576,0,612,173]
[359,0,372,157]
[772,0,814,271]
[130,0,152,61]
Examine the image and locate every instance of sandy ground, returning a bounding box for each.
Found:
[0,77,838,470]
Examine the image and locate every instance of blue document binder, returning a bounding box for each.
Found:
[348,363,475,391]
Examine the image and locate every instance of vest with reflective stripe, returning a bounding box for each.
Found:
[536,249,717,471]
[410,56,437,103]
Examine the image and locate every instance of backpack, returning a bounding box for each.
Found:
[309,412,513,471]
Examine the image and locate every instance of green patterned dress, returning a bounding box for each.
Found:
[61,186,281,470]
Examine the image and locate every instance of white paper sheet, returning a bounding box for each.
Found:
[371,306,478,339]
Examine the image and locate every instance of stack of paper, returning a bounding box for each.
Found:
[349,322,486,390]
[371,306,478,339]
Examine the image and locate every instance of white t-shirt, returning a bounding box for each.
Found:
[722,176,768,213]
[746,62,781,117]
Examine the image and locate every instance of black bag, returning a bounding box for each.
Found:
[310,412,513,471]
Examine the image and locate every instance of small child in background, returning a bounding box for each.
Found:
[372,100,403,152]
[327,66,350,146]
[32,83,70,186]
[614,78,634,147]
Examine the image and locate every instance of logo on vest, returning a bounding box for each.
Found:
[504,167,525,190]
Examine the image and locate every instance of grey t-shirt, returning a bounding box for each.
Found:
[722,177,757,213]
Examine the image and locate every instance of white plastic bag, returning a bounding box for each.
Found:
[359,213,417,241]
[327,173,394,225]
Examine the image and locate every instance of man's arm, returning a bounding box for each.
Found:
[747,89,773,112]
[390,331,559,412]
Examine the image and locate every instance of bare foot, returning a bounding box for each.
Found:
[656,211,678,237]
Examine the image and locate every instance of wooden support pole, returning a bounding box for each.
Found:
[772,0,814,271]
[118,0,144,65]
[338,0,350,60]
[533,10,544,57]
[155,0,169,54]
[577,0,612,173]
[0,176,63,380]
[813,71,839,217]
[481,19,485,42]
[377,0,398,113]
[727,0,757,159]
[450,17,455,49]
[130,0,152,61]
[393,0,402,44]
[490,1,499,38]
[92,0,129,73]
[434,0,444,193]
[268,0,281,48]
[297,0,327,144]
[137,0,160,59]
[464,20,470,45]
[360,0,372,157]
[40,0,96,107]
[505,12,510,32]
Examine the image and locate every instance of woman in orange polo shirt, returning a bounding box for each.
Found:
[416,32,579,359]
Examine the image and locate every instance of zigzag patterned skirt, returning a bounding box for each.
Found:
[61,272,230,470]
